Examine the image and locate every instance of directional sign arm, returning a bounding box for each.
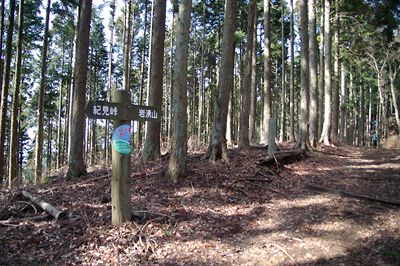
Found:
[86,101,161,122]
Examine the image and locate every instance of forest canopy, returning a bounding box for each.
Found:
[0,0,398,187]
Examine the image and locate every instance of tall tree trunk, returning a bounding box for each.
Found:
[105,0,116,165]
[0,0,15,183]
[318,1,325,139]
[239,0,256,149]
[360,77,365,146]
[123,0,132,92]
[66,0,92,179]
[320,0,332,145]
[262,0,272,144]
[368,54,389,140]
[198,3,205,142]
[142,0,166,162]
[56,38,65,170]
[368,86,372,146]
[165,0,192,182]
[167,16,175,142]
[331,0,340,143]
[227,94,233,144]
[138,0,150,149]
[8,0,24,188]
[67,5,80,158]
[308,0,318,147]
[34,0,51,183]
[46,118,53,176]
[0,0,6,113]
[288,0,295,141]
[56,80,63,170]
[63,44,75,166]
[279,0,286,143]
[339,64,347,142]
[205,0,236,161]
[90,67,97,165]
[389,64,400,132]
[347,71,354,145]
[297,0,309,149]
[249,18,257,143]
[377,72,388,139]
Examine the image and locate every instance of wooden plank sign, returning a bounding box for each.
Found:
[84,90,161,225]
[86,101,161,122]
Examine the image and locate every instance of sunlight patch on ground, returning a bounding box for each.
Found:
[344,163,400,170]
[277,196,333,208]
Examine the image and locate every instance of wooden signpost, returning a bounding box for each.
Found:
[86,90,160,225]
[268,117,277,157]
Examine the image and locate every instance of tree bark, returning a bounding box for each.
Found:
[319,0,332,145]
[331,0,340,143]
[138,0,149,149]
[262,0,272,144]
[56,40,65,170]
[308,0,318,147]
[249,18,257,143]
[279,0,286,143]
[297,0,309,150]
[389,64,400,132]
[288,0,295,142]
[46,118,53,175]
[205,0,236,161]
[339,64,347,142]
[105,0,116,165]
[347,71,354,145]
[122,0,132,92]
[66,0,92,179]
[0,0,15,183]
[318,1,325,139]
[34,0,51,184]
[142,0,166,162]
[239,0,256,149]
[0,0,6,125]
[198,4,206,142]
[359,77,365,146]
[165,0,192,182]
[8,0,24,188]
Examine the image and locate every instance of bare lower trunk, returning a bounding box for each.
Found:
[262,0,272,144]
[142,0,166,162]
[8,0,24,188]
[319,0,331,145]
[239,0,256,149]
[296,0,309,149]
[66,0,92,179]
[339,64,347,143]
[308,0,318,147]
[166,0,192,182]
[205,0,236,161]
[0,0,16,183]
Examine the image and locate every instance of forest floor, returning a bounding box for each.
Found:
[1,143,400,265]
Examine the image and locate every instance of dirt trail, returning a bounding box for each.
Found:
[0,145,399,265]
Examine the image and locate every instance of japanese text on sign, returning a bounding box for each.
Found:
[92,105,118,117]
[138,109,158,119]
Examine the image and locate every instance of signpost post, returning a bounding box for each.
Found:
[86,89,160,225]
[268,117,277,157]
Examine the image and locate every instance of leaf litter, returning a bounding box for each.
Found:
[0,144,399,265]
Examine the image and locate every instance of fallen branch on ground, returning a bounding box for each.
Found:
[21,190,66,219]
[0,214,50,226]
[259,149,306,167]
[304,184,400,207]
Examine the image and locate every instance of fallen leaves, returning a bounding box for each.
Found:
[0,145,399,265]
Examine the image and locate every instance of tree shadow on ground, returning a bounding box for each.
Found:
[1,146,399,265]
